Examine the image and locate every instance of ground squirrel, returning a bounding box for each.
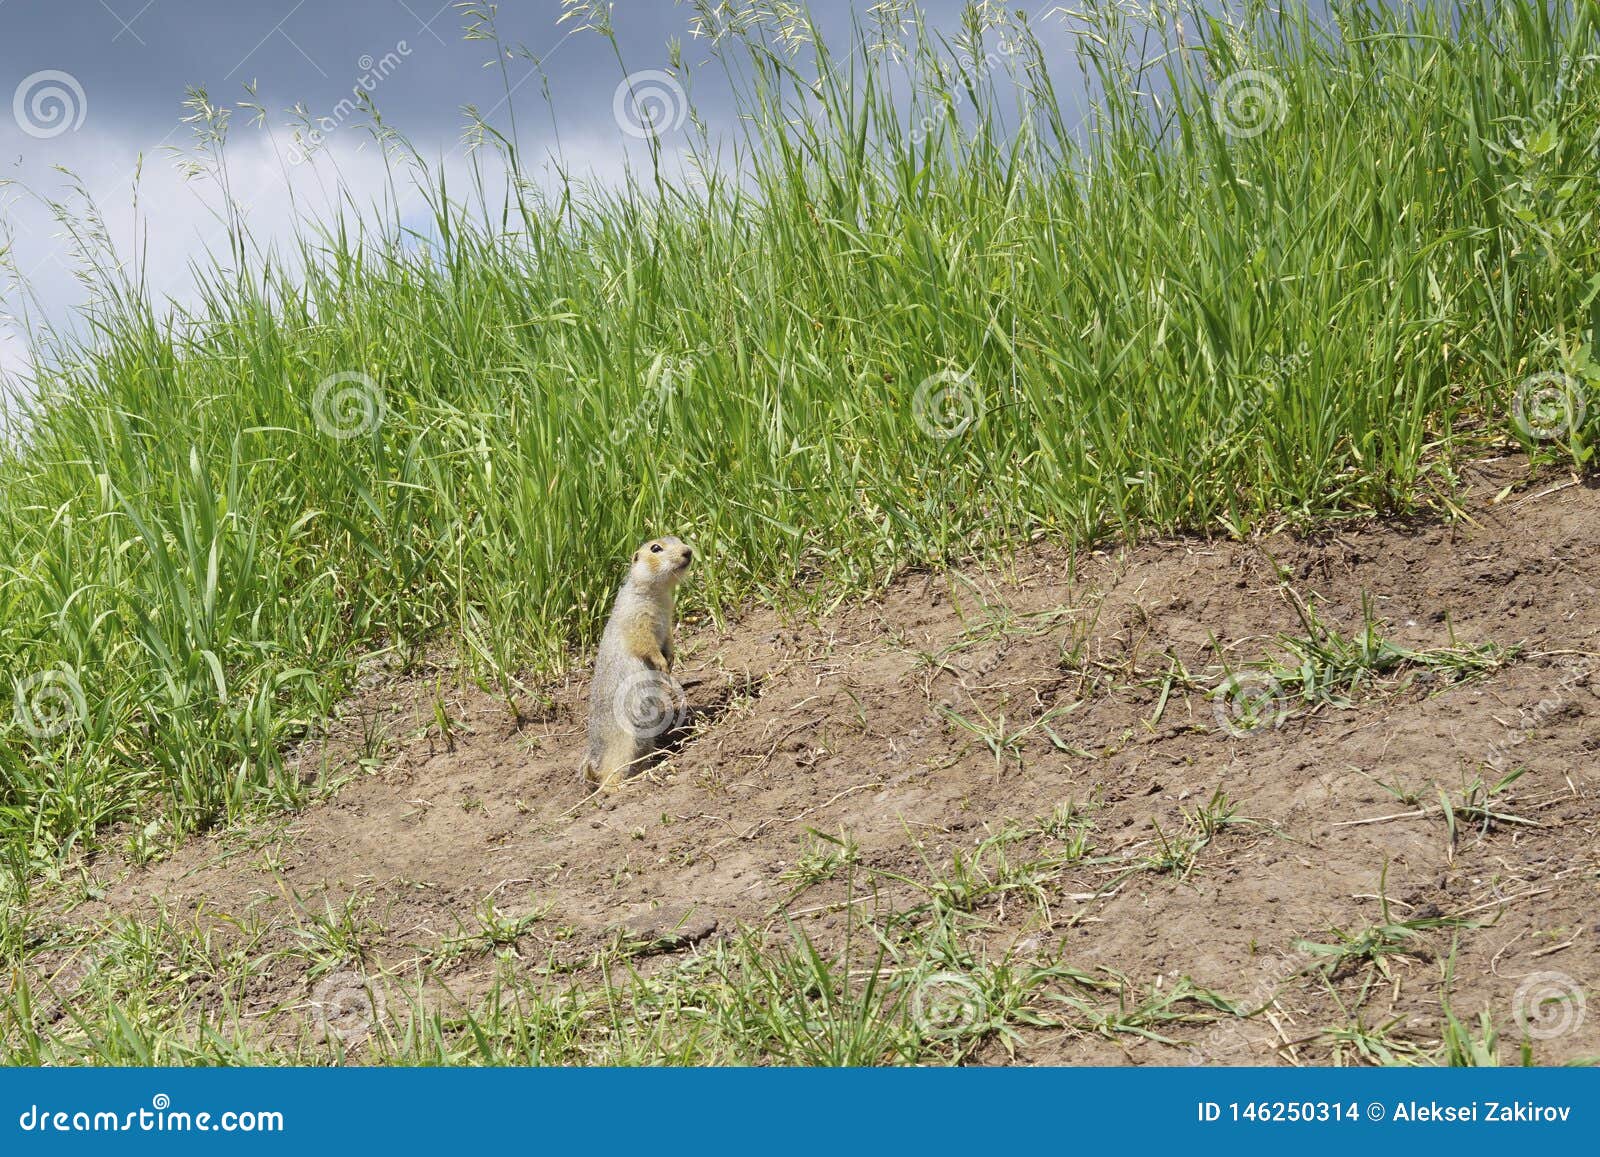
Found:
[581,535,694,793]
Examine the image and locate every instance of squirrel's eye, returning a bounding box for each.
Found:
[650,544,663,553]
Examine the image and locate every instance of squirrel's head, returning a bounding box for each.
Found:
[628,535,694,590]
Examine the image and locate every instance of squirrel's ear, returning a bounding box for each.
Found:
[632,550,640,564]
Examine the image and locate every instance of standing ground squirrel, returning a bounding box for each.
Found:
[581,535,694,793]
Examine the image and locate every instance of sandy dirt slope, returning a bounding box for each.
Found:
[33,456,1600,1063]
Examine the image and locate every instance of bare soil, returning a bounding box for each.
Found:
[29,455,1600,1064]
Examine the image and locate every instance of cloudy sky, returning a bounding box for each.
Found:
[0,0,1196,388]
[0,2,676,381]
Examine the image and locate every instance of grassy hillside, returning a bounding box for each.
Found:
[1,0,1597,886]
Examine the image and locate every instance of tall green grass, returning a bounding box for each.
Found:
[1,0,1597,879]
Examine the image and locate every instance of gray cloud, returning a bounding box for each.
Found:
[2,1,981,164]
[0,0,1090,385]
